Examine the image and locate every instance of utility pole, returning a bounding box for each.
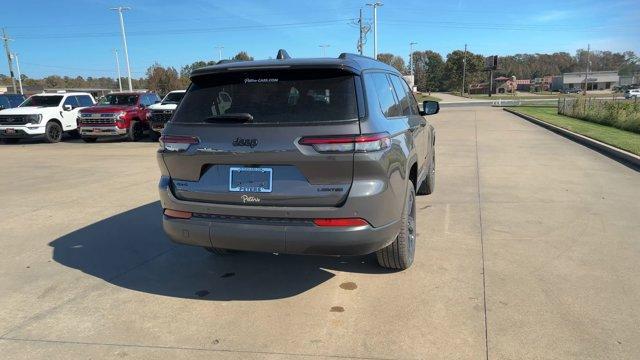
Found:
[366,2,383,59]
[319,44,330,57]
[215,45,224,61]
[358,9,363,55]
[111,6,133,91]
[114,49,123,92]
[409,42,417,78]
[2,28,17,93]
[12,53,23,94]
[461,44,467,97]
[583,44,590,95]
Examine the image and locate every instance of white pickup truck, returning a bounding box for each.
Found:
[147,90,186,141]
[0,92,95,143]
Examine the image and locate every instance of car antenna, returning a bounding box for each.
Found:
[276,49,291,60]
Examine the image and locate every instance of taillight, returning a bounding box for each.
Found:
[298,132,390,153]
[159,135,199,152]
[313,218,369,227]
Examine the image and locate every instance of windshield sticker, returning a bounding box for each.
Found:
[244,78,279,83]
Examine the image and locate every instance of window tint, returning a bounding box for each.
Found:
[0,96,10,109]
[63,96,79,108]
[9,95,24,107]
[76,95,94,107]
[389,75,414,116]
[368,73,401,118]
[174,69,358,124]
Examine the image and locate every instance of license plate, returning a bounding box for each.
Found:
[229,167,272,193]
[4,128,15,134]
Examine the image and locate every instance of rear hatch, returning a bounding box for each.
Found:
[160,68,362,207]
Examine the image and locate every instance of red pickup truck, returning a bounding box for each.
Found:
[77,92,160,142]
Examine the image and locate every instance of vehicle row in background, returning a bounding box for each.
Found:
[0,89,188,144]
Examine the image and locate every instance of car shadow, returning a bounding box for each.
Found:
[48,201,393,301]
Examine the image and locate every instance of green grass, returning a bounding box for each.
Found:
[414,93,442,102]
[508,106,640,156]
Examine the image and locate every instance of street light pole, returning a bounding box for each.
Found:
[319,44,330,57]
[215,45,224,61]
[462,43,467,97]
[366,2,383,59]
[13,53,23,94]
[111,6,133,91]
[114,49,123,92]
[409,42,417,77]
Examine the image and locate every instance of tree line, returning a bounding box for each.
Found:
[1,49,637,95]
[379,49,638,93]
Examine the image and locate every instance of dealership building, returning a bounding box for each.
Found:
[551,71,619,91]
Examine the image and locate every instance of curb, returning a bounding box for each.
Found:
[503,108,640,170]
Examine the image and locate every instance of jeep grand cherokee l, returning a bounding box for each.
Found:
[157,51,438,269]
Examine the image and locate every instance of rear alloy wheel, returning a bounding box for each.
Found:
[44,122,63,143]
[376,181,416,270]
[82,137,98,143]
[417,153,436,195]
[127,120,143,142]
[203,247,234,255]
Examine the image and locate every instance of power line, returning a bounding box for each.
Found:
[10,19,356,40]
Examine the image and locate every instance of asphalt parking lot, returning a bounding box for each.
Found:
[0,106,639,360]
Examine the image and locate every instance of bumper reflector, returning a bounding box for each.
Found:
[164,209,192,219]
[313,218,368,227]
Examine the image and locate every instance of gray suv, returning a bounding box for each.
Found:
[157,51,438,269]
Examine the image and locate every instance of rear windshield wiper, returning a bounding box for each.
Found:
[203,113,254,123]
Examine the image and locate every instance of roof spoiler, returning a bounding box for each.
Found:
[338,53,372,60]
[276,49,291,60]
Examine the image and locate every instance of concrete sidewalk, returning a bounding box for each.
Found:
[0,107,638,359]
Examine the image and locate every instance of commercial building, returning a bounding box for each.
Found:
[551,71,619,91]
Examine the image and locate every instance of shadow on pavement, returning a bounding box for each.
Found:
[49,201,390,301]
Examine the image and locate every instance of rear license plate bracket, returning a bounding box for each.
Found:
[229,167,272,193]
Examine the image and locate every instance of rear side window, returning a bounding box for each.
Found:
[368,73,401,118]
[174,69,358,124]
[76,95,94,107]
[389,75,415,116]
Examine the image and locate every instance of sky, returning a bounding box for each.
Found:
[1,0,639,78]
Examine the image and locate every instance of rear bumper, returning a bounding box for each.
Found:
[158,176,401,255]
[80,125,127,137]
[163,214,399,256]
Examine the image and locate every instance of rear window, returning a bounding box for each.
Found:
[174,69,358,124]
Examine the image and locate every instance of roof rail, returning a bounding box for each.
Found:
[276,49,291,60]
[217,59,236,65]
[338,53,373,60]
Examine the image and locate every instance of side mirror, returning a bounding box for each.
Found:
[421,100,439,116]
[63,104,73,111]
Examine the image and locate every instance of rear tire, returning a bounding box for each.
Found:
[44,122,62,143]
[417,153,435,195]
[149,131,160,142]
[82,137,98,143]
[203,247,234,255]
[127,120,143,142]
[376,181,416,270]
